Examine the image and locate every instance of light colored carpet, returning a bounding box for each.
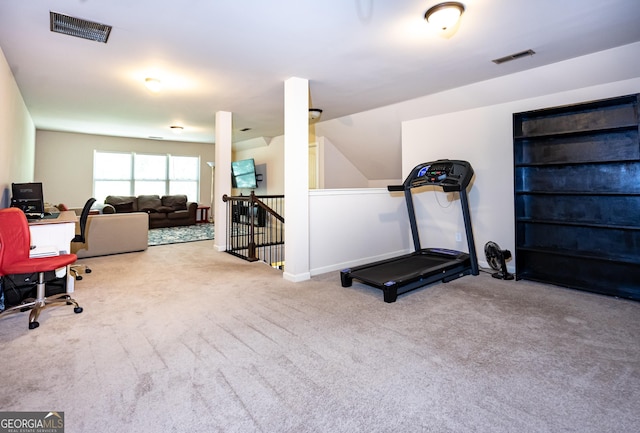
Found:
[0,241,638,433]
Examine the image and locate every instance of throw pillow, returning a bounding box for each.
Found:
[137,195,162,210]
[162,195,188,211]
[113,202,134,213]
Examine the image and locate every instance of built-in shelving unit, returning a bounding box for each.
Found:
[513,94,640,300]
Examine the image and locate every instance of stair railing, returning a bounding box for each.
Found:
[222,192,285,268]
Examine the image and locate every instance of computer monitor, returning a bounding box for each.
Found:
[11,182,45,215]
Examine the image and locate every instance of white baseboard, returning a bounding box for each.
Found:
[310,249,411,277]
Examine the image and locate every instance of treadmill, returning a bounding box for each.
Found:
[340,159,479,302]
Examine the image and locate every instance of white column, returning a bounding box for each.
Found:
[283,77,310,282]
[214,111,232,252]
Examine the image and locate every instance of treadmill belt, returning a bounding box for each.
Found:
[351,254,455,285]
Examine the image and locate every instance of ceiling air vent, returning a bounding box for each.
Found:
[492,49,535,65]
[50,11,112,43]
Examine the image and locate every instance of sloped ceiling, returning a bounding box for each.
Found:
[1,0,639,180]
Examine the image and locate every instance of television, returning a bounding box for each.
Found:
[231,158,258,189]
[11,182,45,215]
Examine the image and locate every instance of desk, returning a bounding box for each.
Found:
[28,211,77,292]
[29,211,77,253]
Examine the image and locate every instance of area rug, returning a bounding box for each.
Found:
[148,223,214,246]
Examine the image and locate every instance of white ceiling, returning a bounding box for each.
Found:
[1,0,640,152]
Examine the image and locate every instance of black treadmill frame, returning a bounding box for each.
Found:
[340,159,479,302]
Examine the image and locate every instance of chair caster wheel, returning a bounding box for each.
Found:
[74,307,83,314]
[29,321,39,329]
[86,269,92,274]
[76,275,83,281]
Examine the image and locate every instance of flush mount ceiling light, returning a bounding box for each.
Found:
[424,2,465,31]
[145,78,162,92]
[50,11,112,43]
[309,108,323,121]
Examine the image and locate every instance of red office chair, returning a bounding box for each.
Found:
[0,208,83,329]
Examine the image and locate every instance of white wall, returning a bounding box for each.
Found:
[321,136,369,189]
[233,135,284,195]
[309,188,411,275]
[314,106,403,181]
[404,77,640,271]
[315,42,640,185]
[231,134,387,193]
[309,43,640,276]
[0,46,35,207]
[35,130,215,208]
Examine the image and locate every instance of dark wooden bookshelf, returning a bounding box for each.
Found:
[513,94,640,300]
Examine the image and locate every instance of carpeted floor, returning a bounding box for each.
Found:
[148,223,214,246]
[0,241,639,432]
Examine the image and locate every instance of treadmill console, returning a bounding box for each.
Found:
[388,159,474,192]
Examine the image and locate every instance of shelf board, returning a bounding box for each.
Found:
[513,123,638,140]
[516,218,640,231]
[514,94,639,118]
[515,246,640,265]
[515,190,640,196]
[515,158,640,168]
[514,272,640,300]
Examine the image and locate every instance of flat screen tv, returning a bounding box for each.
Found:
[11,182,45,214]
[231,158,258,189]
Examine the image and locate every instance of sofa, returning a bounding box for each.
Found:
[71,212,149,258]
[103,194,197,229]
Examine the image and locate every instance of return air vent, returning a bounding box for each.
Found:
[50,11,112,43]
[492,49,535,65]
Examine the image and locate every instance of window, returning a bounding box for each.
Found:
[94,151,199,202]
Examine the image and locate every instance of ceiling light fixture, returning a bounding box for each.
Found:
[145,77,162,92]
[424,2,465,31]
[309,108,323,121]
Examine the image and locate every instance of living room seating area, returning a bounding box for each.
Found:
[104,194,197,229]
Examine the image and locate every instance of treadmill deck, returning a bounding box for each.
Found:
[341,248,472,302]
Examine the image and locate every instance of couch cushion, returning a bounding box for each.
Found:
[105,195,138,212]
[167,210,190,220]
[162,195,188,211]
[113,202,134,213]
[148,212,166,221]
[137,195,162,212]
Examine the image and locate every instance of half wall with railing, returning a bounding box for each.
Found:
[222,192,284,269]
